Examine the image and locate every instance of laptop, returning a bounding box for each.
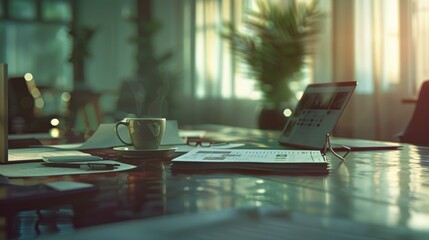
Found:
[278,81,357,150]
[278,81,401,151]
[0,63,7,163]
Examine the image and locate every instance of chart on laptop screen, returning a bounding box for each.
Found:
[278,81,357,150]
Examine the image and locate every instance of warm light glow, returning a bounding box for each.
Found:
[31,88,41,98]
[49,128,60,138]
[50,118,60,126]
[283,108,293,117]
[61,92,71,102]
[289,81,300,91]
[297,0,314,5]
[250,91,262,100]
[256,188,266,194]
[24,73,33,81]
[295,91,304,100]
[35,99,44,109]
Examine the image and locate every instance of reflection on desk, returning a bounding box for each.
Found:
[41,206,428,240]
[2,124,429,239]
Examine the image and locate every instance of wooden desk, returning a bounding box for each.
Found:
[2,125,429,239]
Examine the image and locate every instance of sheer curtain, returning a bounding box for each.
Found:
[412,0,429,89]
[172,0,263,128]
[327,0,429,141]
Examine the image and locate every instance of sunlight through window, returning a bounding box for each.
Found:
[354,0,399,94]
[194,0,263,100]
[413,0,429,91]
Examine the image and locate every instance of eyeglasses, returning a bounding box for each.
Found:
[186,140,229,147]
[322,133,351,161]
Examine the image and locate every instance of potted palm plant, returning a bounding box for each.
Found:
[223,0,324,129]
[68,24,97,85]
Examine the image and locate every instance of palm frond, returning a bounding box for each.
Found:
[222,0,324,105]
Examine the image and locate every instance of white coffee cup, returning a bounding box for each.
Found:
[115,118,166,150]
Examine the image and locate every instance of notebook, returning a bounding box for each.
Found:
[0,63,7,163]
[278,81,357,150]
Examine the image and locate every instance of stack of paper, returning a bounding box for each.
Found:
[171,149,328,174]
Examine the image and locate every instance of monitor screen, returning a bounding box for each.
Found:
[278,81,357,150]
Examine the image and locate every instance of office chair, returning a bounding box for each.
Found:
[63,90,103,135]
[399,80,429,147]
[8,76,54,134]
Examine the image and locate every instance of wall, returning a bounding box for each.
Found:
[78,0,135,92]
[76,0,136,117]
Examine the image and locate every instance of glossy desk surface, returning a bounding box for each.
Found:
[2,125,429,239]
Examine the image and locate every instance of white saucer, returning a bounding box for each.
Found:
[113,146,177,158]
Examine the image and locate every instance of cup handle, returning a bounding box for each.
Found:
[115,121,132,146]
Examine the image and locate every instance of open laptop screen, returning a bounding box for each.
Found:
[278,81,357,150]
[0,63,7,163]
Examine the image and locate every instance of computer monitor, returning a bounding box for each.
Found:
[0,63,7,163]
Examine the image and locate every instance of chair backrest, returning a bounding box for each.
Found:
[8,76,56,134]
[400,80,429,146]
[65,90,103,133]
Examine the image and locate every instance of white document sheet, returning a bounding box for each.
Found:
[46,123,122,150]
[7,148,90,162]
[0,160,136,178]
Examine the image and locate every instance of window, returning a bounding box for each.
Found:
[413,0,429,91]
[354,0,429,95]
[1,22,71,88]
[192,0,318,101]
[0,0,4,18]
[0,0,72,86]
[354,0,400,94]
[41,0,72,22]
[193,0,260,100]
[9,0,37,20]
[0,0,73,115]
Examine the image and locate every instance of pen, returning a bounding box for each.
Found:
[42,162,120,170]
